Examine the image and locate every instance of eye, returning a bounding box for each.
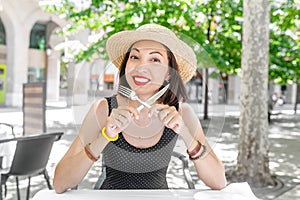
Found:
[151,57,161,63]
[129,55,139,60]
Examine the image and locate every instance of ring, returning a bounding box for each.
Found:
[110,125,117,130]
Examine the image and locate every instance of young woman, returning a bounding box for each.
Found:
[53,24,227,193]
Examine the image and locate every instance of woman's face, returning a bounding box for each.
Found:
[125,40,169,93]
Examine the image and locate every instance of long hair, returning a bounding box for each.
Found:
[118,44,188,106]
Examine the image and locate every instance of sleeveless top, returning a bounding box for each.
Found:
[100,95,178,189]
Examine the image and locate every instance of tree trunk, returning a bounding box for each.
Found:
[230,0,275,187]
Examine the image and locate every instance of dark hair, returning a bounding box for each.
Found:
[118,44,188,106]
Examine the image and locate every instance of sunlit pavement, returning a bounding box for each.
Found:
[0,102,299,200]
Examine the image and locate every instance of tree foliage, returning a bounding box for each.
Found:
[43,0,300,84]
[269,0,300,84]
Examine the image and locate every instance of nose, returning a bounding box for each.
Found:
[135,58,150,73]
[135,64,148,74]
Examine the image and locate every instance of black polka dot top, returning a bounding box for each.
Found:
[100,95,178,189]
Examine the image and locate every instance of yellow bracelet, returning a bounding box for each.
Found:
[101,127,118,141]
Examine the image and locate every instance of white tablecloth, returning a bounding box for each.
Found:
[32,182,259,200]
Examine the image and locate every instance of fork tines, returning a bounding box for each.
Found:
[118,85,133,98]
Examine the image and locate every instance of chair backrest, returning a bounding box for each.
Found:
[8,132,63,176]
[171,151,195,189]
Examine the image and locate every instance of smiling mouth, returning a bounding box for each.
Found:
[133,76,150,86]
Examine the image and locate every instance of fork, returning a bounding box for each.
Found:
[118,85,151,108]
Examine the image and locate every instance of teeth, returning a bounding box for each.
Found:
[134,77,149,83]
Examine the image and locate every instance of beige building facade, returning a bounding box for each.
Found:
[0,0,68,106]
[0,0,117,107]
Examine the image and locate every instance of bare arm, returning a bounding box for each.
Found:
[180,103,227,190]
[149,102,227,189]
[53,99,109,193]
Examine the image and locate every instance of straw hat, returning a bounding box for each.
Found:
[106,24,197,83]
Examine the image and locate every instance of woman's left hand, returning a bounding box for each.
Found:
[149,104,184,134]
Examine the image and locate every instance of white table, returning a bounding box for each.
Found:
[32,182,259,200]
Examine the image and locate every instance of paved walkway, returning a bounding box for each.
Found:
[0,101,299,199]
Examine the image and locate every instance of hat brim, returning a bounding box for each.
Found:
[106,28,197,83]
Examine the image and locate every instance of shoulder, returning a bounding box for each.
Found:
[178,102,198,120]
[93,98,109,116]
[76,98,110,145]
[84,98,110,128]
[179,102,194,113]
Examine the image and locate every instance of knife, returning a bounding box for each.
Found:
[136,84,170,112]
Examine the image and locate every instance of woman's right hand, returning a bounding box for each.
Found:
[105,106,139,138]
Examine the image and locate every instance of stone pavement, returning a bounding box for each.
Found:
[0,100,299,200]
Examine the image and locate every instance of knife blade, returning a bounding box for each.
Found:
[136,84,170,111]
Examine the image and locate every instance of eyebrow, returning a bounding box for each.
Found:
[150,51,163,57]
[131,48,140,52]
[131,48,163,57]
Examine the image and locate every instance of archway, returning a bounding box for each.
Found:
[28,20,64,101]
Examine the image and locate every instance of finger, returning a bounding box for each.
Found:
[110,125,117,130]
[167,115,180,128]
[158,106,177,122]
[163,110,177,124]
[172,124,180,133]
[106,119,121,136]
[117,109,133,121]
[158,109,169,121]
[149,104,168,117]
[106,126,121,137]
[109,114,124,130]
[118,106,139,119]
[166,117,181,133]
[114,112,131,130]
[112,108,131,124]
[116,114,128,124]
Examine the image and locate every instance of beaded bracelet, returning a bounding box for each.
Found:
[101,127,119,141]
[84,144,99,162]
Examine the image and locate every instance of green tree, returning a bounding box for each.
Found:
[44,0,243,72]
[44,0,299,83]
[269,0,300,84]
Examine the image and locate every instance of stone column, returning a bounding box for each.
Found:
[46,50,60,101]
[6,26,30,107]
[227,75,240,104]
[209,77,219,104]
